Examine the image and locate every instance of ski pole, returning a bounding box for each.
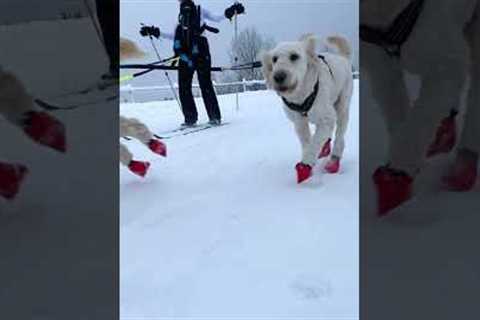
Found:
[83,0,105,49]
[234,10,240,112]
[141,24,182,111]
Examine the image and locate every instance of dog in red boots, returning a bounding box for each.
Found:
[120,116,166,178]
[261,34,353,184]
[361,0,480,216]
[0,67,66,200]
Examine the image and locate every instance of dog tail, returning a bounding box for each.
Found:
[326,35,352,61]
[120,37,145,61]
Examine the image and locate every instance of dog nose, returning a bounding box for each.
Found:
[274,71,287,84]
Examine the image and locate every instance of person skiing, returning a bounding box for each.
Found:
[91,0,119,83]
[140,0,245,127]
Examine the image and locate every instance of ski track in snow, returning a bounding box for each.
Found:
[120,82,359,319]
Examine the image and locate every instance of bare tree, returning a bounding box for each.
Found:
[228,27,275,81]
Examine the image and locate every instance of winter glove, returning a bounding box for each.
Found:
[140,25,161,39]
[225,2,245,20]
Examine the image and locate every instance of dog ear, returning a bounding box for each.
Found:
[300,34,318,61]
[260,50,274,89]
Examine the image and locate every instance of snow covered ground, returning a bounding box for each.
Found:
[120,82,359,318]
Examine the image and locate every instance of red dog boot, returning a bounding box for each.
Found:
[22,111,66,153]
[0,162,28,200]
[296,162,313,184]
[427,109,457,158]
[128,160,150,178]
[318,138,332,159]
[148,139,167,157]
[373,166,414,216]
[442,149,478,192]
[324,156,340,174]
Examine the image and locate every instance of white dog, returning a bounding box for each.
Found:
[262,34,353,183]
[361,0,480,214]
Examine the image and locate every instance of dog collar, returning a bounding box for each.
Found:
[282,79,319,117]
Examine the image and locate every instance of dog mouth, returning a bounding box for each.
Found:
[276,81,297,94]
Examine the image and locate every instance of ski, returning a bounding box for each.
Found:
[34,93,118,112]
[154,122,229,140]
[43,80,117,102]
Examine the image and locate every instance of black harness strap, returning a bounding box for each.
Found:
[360,0,425,57]
[318,54,334,78]
[282,80,320,117]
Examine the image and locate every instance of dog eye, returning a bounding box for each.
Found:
[272,56,278,64]
[290,53,299,62]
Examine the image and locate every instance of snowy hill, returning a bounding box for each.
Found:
[120,82,359,318]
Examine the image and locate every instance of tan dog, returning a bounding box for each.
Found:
[119,37,167,177]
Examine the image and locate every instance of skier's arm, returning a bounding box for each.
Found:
[201,7,227,23]
[160,29,175,41]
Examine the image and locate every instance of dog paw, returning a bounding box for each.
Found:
[324,157,340,174]
[148,139,167,157]
[128,160,150,178]
[295,162,313,184]
[318,138,332,159]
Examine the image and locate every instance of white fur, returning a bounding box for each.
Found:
[261,35,354,167]
[119,41,156,167]
[0,67,34,125]
[361,0,480,174]
[119,116,154,166]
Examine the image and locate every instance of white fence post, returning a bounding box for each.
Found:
[242,78,247,93]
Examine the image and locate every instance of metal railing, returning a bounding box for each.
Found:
[120,79,267,103]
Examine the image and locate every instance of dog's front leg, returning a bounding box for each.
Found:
[308,119,335,167]
[292,116,312,164]
[120,116,166,157]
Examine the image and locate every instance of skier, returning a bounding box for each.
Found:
[92,0,119,83]
[139,0,245,128]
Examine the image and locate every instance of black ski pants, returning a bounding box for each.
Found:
[95,0,119,74]
[178,37,221,124]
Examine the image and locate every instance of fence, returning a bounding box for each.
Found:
[120,79,267,104]
[120,72,359,103]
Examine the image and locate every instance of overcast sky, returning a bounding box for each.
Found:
[121,0,359,69]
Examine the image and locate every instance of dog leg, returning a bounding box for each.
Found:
[361,42,410,155]
[120,142,150,178]
[293,117,312,164]
[443,11,480,191]
[332,88,353,157]
[120,116,166,157]
[308,119,335,168]
[292,117,314,183]
[390,57,468,175]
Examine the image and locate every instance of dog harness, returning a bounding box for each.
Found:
[360,0,425,57]
[281,55,332,117]
[282,80,319,117]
